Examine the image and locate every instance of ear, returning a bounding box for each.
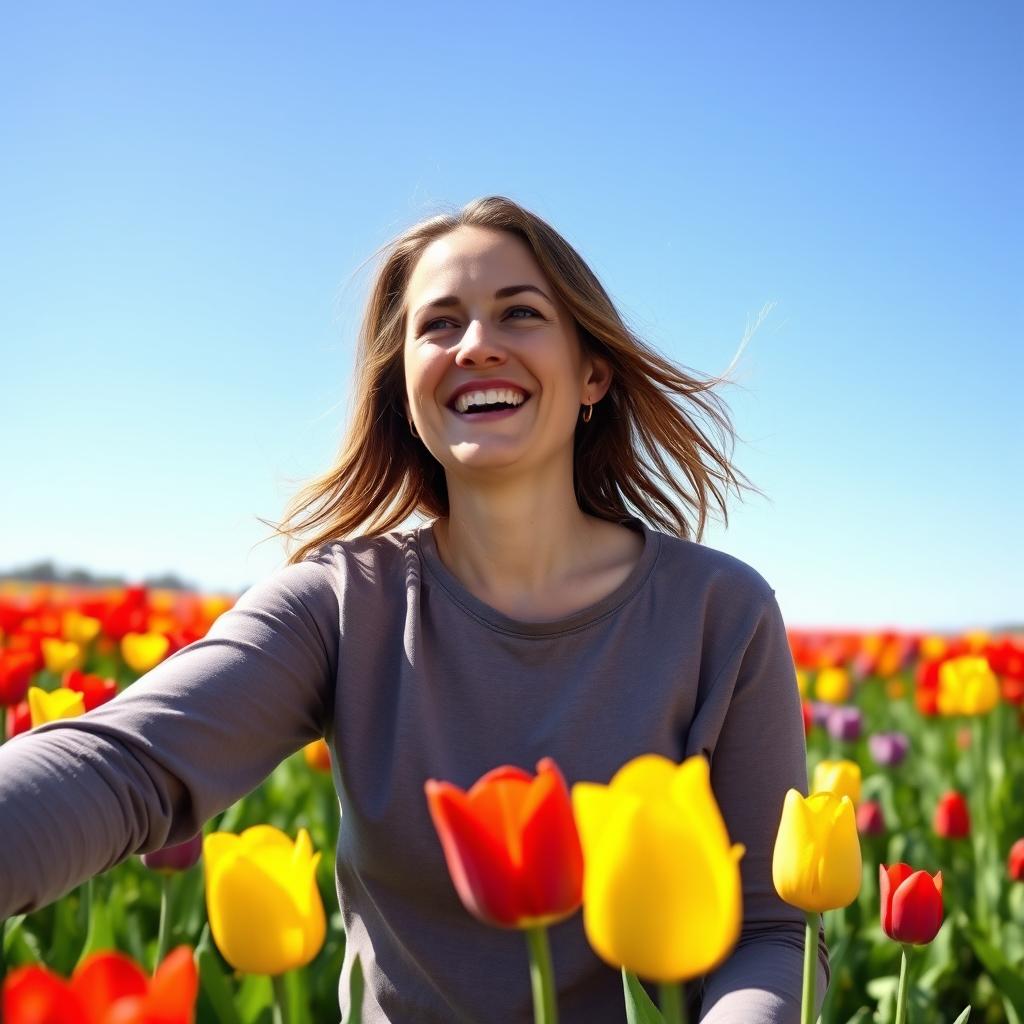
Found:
[582,351,614,403]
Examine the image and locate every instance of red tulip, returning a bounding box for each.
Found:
[64,669,119,712]
[3,945,197,1024]
[424,757,583,929]
[801,699,812,736]
[5,700,32,739]
[0,651,36,706]
[1009,838,1024,882]
[880,863,944,945]
[857,800,886,836]
[933,791,970,839]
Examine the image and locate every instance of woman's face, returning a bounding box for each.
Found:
[402,225,608,476]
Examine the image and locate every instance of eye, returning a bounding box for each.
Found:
[419,307,540,335]
[422,316,455,333]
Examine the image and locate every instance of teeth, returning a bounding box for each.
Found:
[454,388,527,413]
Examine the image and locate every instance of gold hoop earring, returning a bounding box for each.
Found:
[582,403,593,423]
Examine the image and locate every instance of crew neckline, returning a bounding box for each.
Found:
[414,516,661,637]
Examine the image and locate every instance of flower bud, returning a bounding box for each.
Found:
[856,800,886,836]
[933,791,970,839]
[868,731,910,767]
[141,832,204,874]
[826,706,862,742]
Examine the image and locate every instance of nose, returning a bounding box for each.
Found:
[454,318,506,366]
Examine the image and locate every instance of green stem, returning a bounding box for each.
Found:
[271,971,291,1024]
[154,874,172,972]
[658,981,687,1024]
[801,912,817,1024]
[524,925,558,1024]
[894,944,911,1024]
[971,715,988,930]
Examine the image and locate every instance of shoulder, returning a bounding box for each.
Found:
[274,525,416,609]
[654,531,775,609]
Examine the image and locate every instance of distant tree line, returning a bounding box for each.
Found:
[0,559,197,591]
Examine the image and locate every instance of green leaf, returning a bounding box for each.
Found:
[343,953,364,1024]
[951,1008,971,1024]
[2,916,26,958]
[621,969,666,1024]
[195,924,242,1024]
[964,928,1024,1023]
[843,1009,872,1024]
[75,880,117,970]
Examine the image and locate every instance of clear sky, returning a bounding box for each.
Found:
[2,2,1021,631]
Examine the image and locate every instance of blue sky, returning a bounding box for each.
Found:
[2,2,1020,630]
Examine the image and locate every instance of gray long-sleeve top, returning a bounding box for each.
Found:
[0,516,829,1022]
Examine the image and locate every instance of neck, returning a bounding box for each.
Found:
[433,474,599,600]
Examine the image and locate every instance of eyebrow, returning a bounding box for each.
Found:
[412,284,554,321]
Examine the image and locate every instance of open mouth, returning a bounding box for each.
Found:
[446,395,532,419]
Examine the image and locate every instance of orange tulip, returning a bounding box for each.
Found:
[303,738,332,773]
[424,757,583,929]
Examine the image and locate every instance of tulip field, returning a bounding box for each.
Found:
[1,579,1023,1024]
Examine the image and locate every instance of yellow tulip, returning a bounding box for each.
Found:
[28,686,86,727]
[814,667,851,704]
[571,754,745,983]
[61,611,102,646]
[41,638,84,674]
[937,656,999,716]
[796,669,808,698]
[963,630,990,654]
[204,825,326,976]
[920,635,948,660]
[121,632,171,673]
[772,790,862,912]
[812,759,861,807]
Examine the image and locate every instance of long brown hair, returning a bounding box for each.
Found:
[262,195,763,564]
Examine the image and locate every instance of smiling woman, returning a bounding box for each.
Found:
[0,196,827,1024]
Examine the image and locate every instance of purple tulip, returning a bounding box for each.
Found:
[140,831,203,874]
[810,701,834,728]
[869,731,910,767]
[826,706,863,742]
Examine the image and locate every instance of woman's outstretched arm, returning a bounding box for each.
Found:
[686,585,830,1023]
[0,555,339,919]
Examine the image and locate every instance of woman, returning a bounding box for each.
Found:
[0,196,829,1022]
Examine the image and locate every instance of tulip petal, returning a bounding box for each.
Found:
[425,780,521,926]
[880,863,914,939]
[571,781,617,853]
[891,870,944,945]
[145,946,199,1021]
[3,965,91,1024]
[774,791,861,912]
[70,952,148,1020]
[239,824,296,853]
[582,792,743,982]
[668,756,730,855]
[516,760,583,923]
[466,772,533,866]
[206,842,318,974]
[608,754,677,799]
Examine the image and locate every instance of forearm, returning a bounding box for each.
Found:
[698,922,830,1023]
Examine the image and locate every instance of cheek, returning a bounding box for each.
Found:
[405,346,446,398]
